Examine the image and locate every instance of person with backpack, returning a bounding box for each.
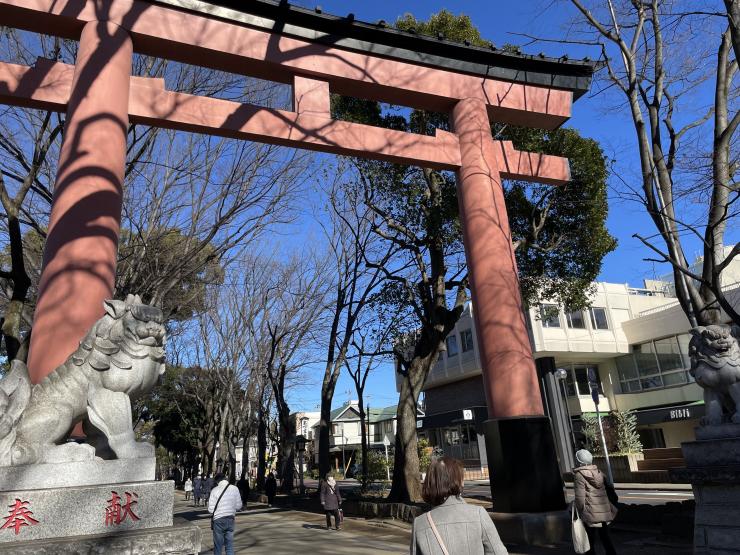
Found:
[208,472,243,555]
[319,473,343,531]
[573,449,618,555]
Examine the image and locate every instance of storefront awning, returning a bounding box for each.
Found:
[634,401,705,426]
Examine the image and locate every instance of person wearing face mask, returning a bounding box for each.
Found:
[319,473,343,530]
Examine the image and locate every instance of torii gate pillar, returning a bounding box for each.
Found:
[452,97,565,512]
[26,21,132,384]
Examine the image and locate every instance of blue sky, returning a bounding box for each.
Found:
[286,0,735,411]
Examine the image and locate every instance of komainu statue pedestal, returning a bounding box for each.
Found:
[0,460,201,554]
[0,297,200,553]
[672,427,740,555]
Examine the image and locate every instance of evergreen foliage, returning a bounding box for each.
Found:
[613,410,643,454]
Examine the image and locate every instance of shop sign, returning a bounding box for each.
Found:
[668,408,692,421]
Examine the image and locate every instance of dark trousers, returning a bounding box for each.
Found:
[325,509,340,529]
[585,524,616,555]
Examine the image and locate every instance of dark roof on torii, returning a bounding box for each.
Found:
[154,0,596,99]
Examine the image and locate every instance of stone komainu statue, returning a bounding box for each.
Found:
[689,324,740,426]
[0,295,165,466]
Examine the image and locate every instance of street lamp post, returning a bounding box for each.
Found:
[295,435,306,496]
[555,368,578,451]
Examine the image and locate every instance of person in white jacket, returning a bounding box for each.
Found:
[208,472,243,555]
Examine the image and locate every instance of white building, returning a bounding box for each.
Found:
[413,272,740,471]
[310,400,419,475]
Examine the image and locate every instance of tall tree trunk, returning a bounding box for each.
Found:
[257,405,267,490]
[318,395,333,480]
[1,217,31,361]
[388,356,432,503]
[358,393,368,492]
[277,404,294,493]
[240,436,250,481]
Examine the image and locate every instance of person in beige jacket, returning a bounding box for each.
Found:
[573,449,618,555]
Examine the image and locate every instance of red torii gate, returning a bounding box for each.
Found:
[0,0,593,512]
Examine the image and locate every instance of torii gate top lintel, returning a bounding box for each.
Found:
[2,0,594,443]
[0,0,594,125]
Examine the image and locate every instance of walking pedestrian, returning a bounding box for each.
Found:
[573,449,618,555]
[410,456,507,554]
[265,472,277,507]
[208,472,243,555]
[193,475,203,507]
[203,474,214,503]
[319,473,342,531]
[236,475,249,507]
[184,477,193,501]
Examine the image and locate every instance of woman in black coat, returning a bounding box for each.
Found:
[265,472,277,507]
[319,474,342,530]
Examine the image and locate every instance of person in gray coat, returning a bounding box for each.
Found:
[319,474,343,530]
[411,457,507,555]
[573,449,618,555]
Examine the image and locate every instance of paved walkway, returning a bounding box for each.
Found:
[174,492,691,555]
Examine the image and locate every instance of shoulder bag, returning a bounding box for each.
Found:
[426,512,450,555]
[210,485,230,531]
[571,503,590,554]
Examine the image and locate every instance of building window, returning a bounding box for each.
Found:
[461,329,474,352]
[565,309,586,329]
[564,370,577,397]
[446,335,458,357]
[616,335,691,393]
[539,304,561,328]
[573,365,602,396]
[654,337,683,371]
[589,307,609,330]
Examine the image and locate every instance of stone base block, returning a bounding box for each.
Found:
[692,482,740,554]
[0,520,201,554]
[491,509,569,547]
[695,423,740,441]
[0,480,173,543]
[0,458,155,492]
[676,433,740,554]
[682,435,740,467]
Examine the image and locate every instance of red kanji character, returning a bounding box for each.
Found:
[105,491,122,526]
[120,492,140,523]
[1,498,39,535]
[105,491,140,526]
